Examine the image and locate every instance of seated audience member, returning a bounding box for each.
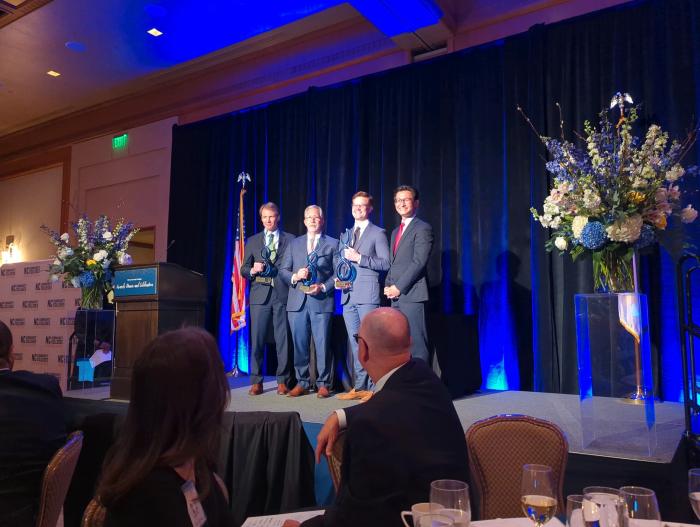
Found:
[285,308,469,527]
[89,337,113,382]
[97,327,233,527]
[0,319,67,527]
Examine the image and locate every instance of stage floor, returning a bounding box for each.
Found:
[68,377,684,463]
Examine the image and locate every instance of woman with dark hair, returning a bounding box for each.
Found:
[98,327,233,526]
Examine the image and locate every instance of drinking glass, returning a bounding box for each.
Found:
[566,494,584,527]
[689,468,700,519]
[429,479,470,527]
[521,464,557,527]
[416,514,455,527]
[582,487,622,527]
[619,486,660,527]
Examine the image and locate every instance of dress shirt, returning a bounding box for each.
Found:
[265,229,280,249]
[352,220,369,244]
[335,362,406,429]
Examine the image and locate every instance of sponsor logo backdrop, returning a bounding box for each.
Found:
[0,260,80,392]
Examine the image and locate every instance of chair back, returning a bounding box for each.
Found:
[36,430,84,527]
[81,499,106,527]
[325,431,346,492]
[465,414,568,520]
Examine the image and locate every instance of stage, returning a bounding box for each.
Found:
[67,377,694,521]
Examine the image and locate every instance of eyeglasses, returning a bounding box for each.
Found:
[304,216,322,221]
[353,333,367,346]
[394,198,413,204]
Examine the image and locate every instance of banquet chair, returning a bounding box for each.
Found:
[465,414,568,520]
[325,431,346,492]
[35,430,84,527]
[81,499,106,527]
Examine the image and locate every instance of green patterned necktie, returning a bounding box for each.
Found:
[267,233,277,262]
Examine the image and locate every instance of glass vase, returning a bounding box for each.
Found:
[591,247,635,293]
[80,283,104,310]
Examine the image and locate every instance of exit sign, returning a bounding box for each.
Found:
[112,133,128,150]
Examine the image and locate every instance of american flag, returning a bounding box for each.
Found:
[230,176,249,333]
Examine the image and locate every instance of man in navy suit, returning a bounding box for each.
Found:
[241,202,296,395]
[279,205,338,398]
[384,185,433,363]
[282,308,469,527]
[0,320,66,527]
[335,191,390,400]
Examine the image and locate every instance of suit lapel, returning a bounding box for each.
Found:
[392,218,418,261]
[354,224,370,253]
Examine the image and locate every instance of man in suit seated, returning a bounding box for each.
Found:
[335,191,390,400]
[283,308,469,527]
[279,205,338,398]
[0,319,67,527]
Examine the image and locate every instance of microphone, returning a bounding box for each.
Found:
[166,240,176,252]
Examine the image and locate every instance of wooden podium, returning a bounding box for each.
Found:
[110,262,206,400]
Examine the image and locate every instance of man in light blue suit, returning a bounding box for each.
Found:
[279,205,338,398]
[384,185,433,363]
[335,191,390,400]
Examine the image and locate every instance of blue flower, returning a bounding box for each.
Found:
[634,224,656,249]
[78,271,96,287]
[580,221,607,250]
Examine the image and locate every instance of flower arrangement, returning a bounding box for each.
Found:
[41,215,139,309]
[525,94,699,292]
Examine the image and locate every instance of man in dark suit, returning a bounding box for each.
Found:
[279,205,338,398]
[283,308,469,527]
[335,191,390,400]
[384,185,433,363]
[0,319,67,527]
[241,201,296,395]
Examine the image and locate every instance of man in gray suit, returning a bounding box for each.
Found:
[384,185,433,363]
[241,202,296,395]
[335,191,390,400]
[279,205,338,398]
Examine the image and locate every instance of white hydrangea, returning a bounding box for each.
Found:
[571,216,589,239]
[554,237,568,251]
[93,250,109,262]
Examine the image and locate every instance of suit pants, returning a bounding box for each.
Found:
[342,302,377,390]
[249,299,291,384]
[288,307,332,389]
[392,299,429,363]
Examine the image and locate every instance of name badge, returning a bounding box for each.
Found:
[181,480,207,527]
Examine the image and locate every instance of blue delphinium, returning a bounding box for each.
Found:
[580,221,607,250]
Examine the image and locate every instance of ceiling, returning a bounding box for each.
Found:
[0,0,449,138]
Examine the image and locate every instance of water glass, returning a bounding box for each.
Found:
[430,479,470,527]
[689,468,700,519]
[619,486,660,527]
[521,464,557,527]
[566,494,584,527]
[582,487,622,527]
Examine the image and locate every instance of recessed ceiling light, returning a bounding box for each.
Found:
[65,41,87,52]
[147,27,163,37]
[47,70,61,77]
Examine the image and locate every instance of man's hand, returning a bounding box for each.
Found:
[343,247,361,263]
[305,283,322,295]
[282,521,301,527]
[296,267,310,280]
[251,262,264,276]
[315,412,340,464]
[384,285,401,299]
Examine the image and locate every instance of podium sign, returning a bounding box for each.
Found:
[113,267,158,297]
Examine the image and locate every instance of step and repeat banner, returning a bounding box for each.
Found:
[0,259,80,392]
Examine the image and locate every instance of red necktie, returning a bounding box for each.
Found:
[393,222,405,255]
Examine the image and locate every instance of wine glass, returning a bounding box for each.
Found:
[566,494,584,527]
[416,514,455,527]
[582,487,622,527]
[689,468,700,519]
[619,486,660,527]
[429,479,470,527]
[521,464,557,527]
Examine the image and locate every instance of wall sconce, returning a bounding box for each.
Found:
[0,235,21,265]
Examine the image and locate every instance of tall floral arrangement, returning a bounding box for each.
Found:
[526,94,699,292]
[41,215,138,309]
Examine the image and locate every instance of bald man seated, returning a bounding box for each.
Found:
[284,308,469,527]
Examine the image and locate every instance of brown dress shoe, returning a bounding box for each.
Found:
[277,383,289,395]
[248,383,263,396]
[287,385,309,397]
[317,386,331,398]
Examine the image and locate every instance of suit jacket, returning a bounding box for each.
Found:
[0,370,67,527]
[338,223,390,306]
[386,217,433,302]
[240,230,295,305]
[313,360,469,527]
[279,234,338,313]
